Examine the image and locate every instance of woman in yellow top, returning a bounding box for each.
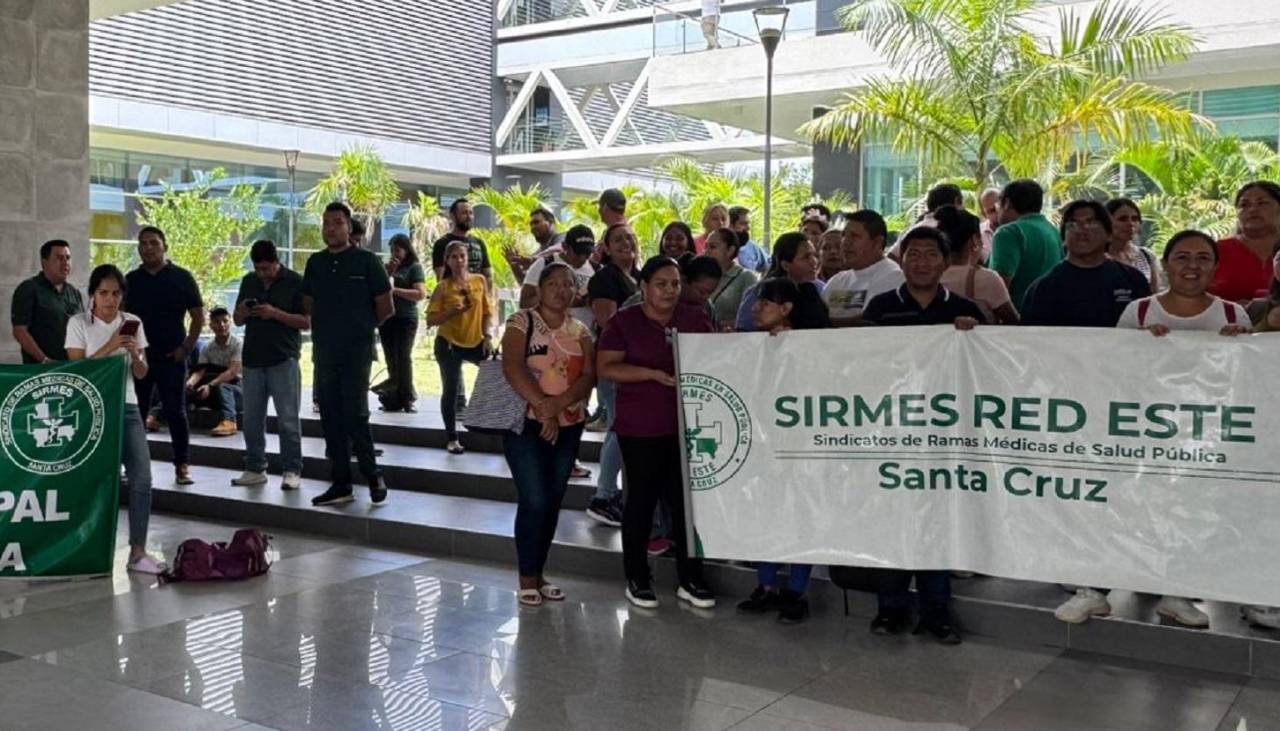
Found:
[428,240,496,454]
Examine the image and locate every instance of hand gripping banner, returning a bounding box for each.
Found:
[677,326,1280,606]
[0,357,125,578]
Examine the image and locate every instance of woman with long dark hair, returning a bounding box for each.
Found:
[598,256,716,609]
[378,233,426,412]
[502,262,596,606]
[660,221,695,260]
[427,240,495,454]
[1211,181,1280,302]
[734,232,823,331]
[584,223,642,526]
[1104,198,1160,293]
[65,264,166,574]
[736,277,830,622]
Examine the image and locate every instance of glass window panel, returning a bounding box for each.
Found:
[1203,86,1280,118]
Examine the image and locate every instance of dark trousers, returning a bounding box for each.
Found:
[314,357,379,486]
[134,356,190,465]
[378,317,418,409]
[434,336,485,440]
[504,420,585,577]
[618,434,703,586]
[878,570,952,620]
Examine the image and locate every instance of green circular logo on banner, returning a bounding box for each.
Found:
[681,373,752,491]
[0,373,106,476]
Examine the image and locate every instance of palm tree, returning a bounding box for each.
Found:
[307,146,401,240]
[401,191,450,262]
[802,0,1203,190]
[1078,132,1280,250]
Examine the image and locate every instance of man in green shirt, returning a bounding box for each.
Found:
[10,240,84,364]
[989,179,1063,310]
[232,240,309,491]
[303,202,393,507]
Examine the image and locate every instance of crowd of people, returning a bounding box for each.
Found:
[9,177,1280,643]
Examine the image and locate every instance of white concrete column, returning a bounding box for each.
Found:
[0,0,90,363]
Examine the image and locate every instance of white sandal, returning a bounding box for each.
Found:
[538,583,565,601]
[518,588,543,607]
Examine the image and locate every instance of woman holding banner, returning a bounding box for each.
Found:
[65,264,166,575]
[1111,230,1252,629]
[598,256,716,610]
[736,278,831,623]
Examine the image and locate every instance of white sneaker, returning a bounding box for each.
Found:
[230,470,268,487]
[1054,588,1111,624]
[1155,596,1210,628]
[1241,605,1280,630]
[281,472,301,491]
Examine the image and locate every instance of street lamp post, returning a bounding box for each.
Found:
[283,150,300,269]
[754,6,789,253]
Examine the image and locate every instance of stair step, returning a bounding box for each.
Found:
[147,465,1280,680]
[180,391,605,460]
[148,432,605,510]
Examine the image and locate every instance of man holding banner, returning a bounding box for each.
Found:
[860,226,984,644]
[10,240,83,365]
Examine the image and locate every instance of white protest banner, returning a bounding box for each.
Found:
[676,326,1280,606]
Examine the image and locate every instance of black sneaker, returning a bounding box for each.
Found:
[736,586,779,614]
[916,613,963,645]
[870,609,910,635]
[369,475,388,505]
[311,484,354,507]
[777,590,810,624]
[626,580,659,608]
[586,498,622,527]
[676,580,716,609]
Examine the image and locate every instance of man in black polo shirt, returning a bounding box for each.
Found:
[1021,199,1152,328]
[431,198,492,284]
[126,226,205,486]
[303,202,393,507]
[10,240,83,364]
[862,226,984,646]
[232,240,309,491]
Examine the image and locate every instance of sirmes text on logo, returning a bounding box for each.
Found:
[1,373,107,476]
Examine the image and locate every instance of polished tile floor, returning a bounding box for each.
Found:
[0,513,1276,731]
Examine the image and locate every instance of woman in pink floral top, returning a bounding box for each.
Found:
[501,262,596,607]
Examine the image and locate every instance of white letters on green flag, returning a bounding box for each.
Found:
[0,358,124,577]
[677,327,1280,606]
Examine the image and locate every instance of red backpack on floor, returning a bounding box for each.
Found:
[161,529,272,584]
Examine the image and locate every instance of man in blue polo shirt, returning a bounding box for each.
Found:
[126,226,205,486]
[303,202,394,507]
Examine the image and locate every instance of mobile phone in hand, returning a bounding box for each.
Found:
[119,320,139,337]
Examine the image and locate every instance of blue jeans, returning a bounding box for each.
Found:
[218,383,243,422]
[757,563,813,594]
[878,570,952,618]
[593,378,623,501]
[504,421,585,577]
[121,404,153,547]
[242,359,302,474]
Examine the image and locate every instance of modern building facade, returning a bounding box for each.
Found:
[645,0,1280,212]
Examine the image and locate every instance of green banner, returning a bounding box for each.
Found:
[0,357,124,577]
